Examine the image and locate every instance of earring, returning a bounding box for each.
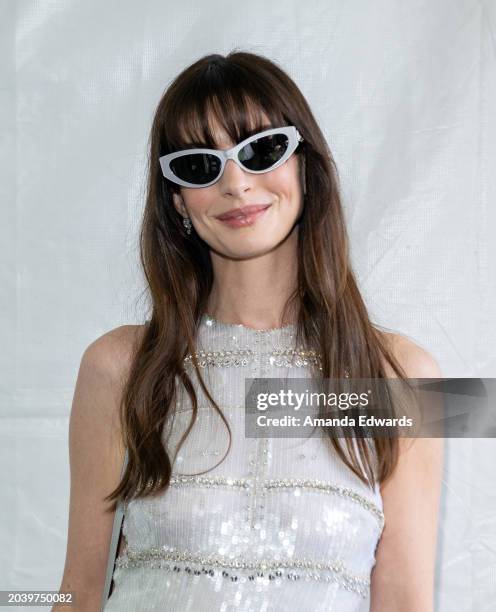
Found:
[183,216,192,235]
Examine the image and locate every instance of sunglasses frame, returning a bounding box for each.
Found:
[159,125,304,189]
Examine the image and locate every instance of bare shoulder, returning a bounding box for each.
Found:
[85,323,147,365]
[70,323,148,463]
[70,323,147,456]
[83,323,147,384]
[378,330,443,379]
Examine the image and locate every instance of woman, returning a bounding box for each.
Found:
[55,51,443,612]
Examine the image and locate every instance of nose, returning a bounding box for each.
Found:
[218,158,252,197]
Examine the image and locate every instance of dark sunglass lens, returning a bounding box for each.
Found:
[239,133,289,171]
[169,153,221,185]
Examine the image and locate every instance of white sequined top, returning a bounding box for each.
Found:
[103,314,384,612]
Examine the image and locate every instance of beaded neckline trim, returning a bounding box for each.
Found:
[183,346,350,376]
[183,347,325,369]
[115,547,370,598]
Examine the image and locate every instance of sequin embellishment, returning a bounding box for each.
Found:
[269,348,321,368]
[170,475,251,490]
[113,314,380,608]
[115,547,371,598]
[168,475,383,526]
[183,349,254,368]
[183,349,350,377]
[264,479,384,526]
[183,348,324,369]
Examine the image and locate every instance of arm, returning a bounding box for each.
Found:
[370,336,444,612]
[52,325,141,611]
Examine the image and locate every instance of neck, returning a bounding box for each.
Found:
[206,226,299,329]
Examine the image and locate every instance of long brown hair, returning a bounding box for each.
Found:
[105,51,407,511]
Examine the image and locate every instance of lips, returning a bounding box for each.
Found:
[215,204,271,221]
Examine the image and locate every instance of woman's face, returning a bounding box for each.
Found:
[171,114,305,260]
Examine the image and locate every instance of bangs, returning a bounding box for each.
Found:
[164,63,288,151]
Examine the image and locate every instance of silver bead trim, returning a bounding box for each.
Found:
[168,475,383,526]
[170,475,251,490]
[183,349,254,368]
[269,348,321,368]
[183,349,350,377]
[264,478,384,527]
[115,547,370,598]
[183,348,324,369]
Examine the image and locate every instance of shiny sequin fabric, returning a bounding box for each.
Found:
[103,314,384,612]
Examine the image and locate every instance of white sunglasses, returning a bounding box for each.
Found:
[159,125,303,188]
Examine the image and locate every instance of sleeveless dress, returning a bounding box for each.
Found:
[103,314,384,612]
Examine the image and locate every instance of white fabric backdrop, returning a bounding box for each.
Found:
[1,0,495,610]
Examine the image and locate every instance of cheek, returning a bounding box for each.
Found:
[181,189,215,216]
[265,159,302,199]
